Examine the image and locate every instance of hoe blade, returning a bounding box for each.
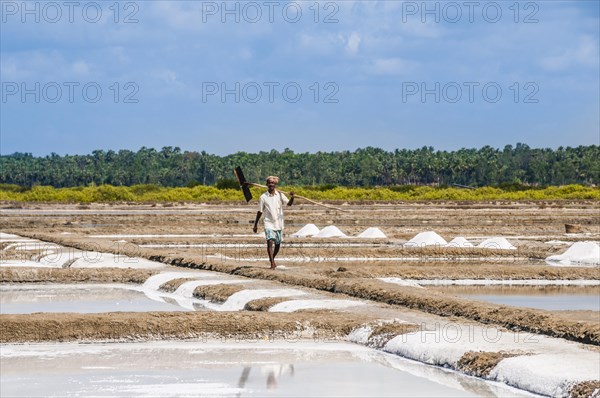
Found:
[234,166,253,202]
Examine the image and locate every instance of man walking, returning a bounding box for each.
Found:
[252,176,294,269]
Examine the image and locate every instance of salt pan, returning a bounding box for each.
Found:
[356,227,387,239]
[314,225,347,238]
[545,241,600,266]
[291,224,320,237]
[477,237,516,250]
[0,232,26,240]
[379,277,424,289]
[217,289,307,311]
[70,253,165,269]
[142,272,213,290]
[405,231,447,247]
[445,237,473,248]
[269,299,364,312]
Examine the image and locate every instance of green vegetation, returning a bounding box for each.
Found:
[1,144,599,188]
[1,184,598,202]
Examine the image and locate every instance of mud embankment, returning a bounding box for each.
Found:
[0,311,373,343]
[7,232,600,346]
[0,267,157,284]
[12,232,600,281]
[237,270,600,345]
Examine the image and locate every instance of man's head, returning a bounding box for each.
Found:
[266,176,278,192]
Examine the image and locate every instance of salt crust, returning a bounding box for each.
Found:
[545,241,600,266]
[348,324,599,398]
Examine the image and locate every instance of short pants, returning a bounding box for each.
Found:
[265,229,282,245]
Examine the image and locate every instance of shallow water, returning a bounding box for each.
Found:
[0,284,206,313]
[460,294,599,311]
[435,285,600,311]
[0,283,370,314]
[0,341,533,397]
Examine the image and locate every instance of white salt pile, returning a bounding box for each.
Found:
[545,241,600,266]
[545,240,572,245]
[356,227,387,239]
[217,289,307,311]
[404,231,447,247]
[445,237,474,248]
[291,224,320,237]
[70,253,165,269]
[477,237,516,250]
[142,272,213,290]
[269,299,365,312]
[0,232,28,240]
[315,225,347,238]
[379,277,424,289]
[39,253,83,268]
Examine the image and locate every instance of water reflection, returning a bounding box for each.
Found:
[0,341,533,397]
[236,364,295,396]
[0,284,201,313]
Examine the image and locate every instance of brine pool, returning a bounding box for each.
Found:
[0,341,534,397]
[432,285,600,311]
[2,283,599,314]
[0,283,205,313]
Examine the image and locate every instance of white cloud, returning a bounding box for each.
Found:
[72,60,90,75]
[0,58,22,80]
[400,20,443,39]
[239,48,253,61]
[0,51,68,80]
[151,1,205,31]
[541,35,599,71]
[298,31,359,57]
[298,33,339,54]
[106,47,131,66]
[346,32,361,55]
[371,58,416,75]
[153,69,183,86]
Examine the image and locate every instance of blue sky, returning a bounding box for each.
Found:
[1,0,598,156]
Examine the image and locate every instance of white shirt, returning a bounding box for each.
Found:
[258,190,289,230]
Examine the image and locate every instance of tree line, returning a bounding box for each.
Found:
[1,144,598,188]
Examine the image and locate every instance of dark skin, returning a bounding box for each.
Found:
[252,178,294,269]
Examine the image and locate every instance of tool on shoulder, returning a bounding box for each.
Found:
[234,166,253,202]
[234,166,347,212]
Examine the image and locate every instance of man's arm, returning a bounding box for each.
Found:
[253,211,262,233]
[287,191,294,206]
